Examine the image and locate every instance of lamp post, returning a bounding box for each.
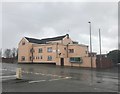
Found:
[88,21,93,69]
[99,28,102,68]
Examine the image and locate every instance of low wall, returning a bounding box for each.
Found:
[96,57,113,68]
[2,58,17,63]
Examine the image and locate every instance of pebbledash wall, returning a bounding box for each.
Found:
[18,34,96,68]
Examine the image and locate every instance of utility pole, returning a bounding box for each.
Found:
[88,22,93,69]
[99,28,102,68]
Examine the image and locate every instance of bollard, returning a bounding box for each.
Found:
[16,68,22,80]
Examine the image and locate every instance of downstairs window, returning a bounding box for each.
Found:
[69,57,82,63]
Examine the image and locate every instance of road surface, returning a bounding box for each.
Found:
[1,63,119,92]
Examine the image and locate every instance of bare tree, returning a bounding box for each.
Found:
[16,48,18,59]
[11,48,17,58]
[4,49,12,58]
[0,48,2,58]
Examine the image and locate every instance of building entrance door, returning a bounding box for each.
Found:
[60,58,64,66]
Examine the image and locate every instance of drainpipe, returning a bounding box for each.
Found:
[66,44,68,58]
[56,43,58,58]
[31,44,34,63]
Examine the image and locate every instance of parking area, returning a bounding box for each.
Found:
[1,63,119,92]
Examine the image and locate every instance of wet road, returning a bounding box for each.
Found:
[1,63,119,92]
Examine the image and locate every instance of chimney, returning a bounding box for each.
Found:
[66,34,69,39]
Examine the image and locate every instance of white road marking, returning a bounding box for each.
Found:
[103,78,118,83]
[46,74,53,76]
[29,80,46,83]
[1,68,72,84]
[30,72,33,74]
[49,78,61,81]
[0,69,7,71]
[22,71,72,81]
[0,68,16,72]
[0,75,16,81]
[48,76,72,82]
[35,73,40,75]
[41,74,45,76]
[22,71,66,78]
[29,76,72,83]
[2,69,72,83]
[65,77,72,79]
[1,75,16,79]
[53,75,59,77]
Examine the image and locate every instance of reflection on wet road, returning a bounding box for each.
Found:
[2,63,119,92]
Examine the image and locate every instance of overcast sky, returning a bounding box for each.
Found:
[2,2,118,54]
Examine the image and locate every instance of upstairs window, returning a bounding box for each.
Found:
[47,47,52,52]
[68,49,74,53]
[38,48,42,53]
[30,48,34,53]
[22,42,25,45]
[64,47,66,50]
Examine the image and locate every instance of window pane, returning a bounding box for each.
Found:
[48,56,52,61]
[38,48,42,53]
[69,57,82,63]
[21,56,25,61]
[68,49,74,53]
[22,42,25,45]
[47,47,52,52]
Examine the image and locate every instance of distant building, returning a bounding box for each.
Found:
[18,34,96,68]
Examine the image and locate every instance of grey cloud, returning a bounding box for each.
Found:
[2,2,118,54]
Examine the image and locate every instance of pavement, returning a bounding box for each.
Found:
[1,63,119,92]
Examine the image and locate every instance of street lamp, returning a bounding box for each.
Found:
[99,28,102,68]
[88,21,93,69]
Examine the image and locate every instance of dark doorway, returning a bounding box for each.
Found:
[60,58,64,66]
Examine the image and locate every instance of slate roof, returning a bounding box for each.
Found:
[25,34,67,44]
